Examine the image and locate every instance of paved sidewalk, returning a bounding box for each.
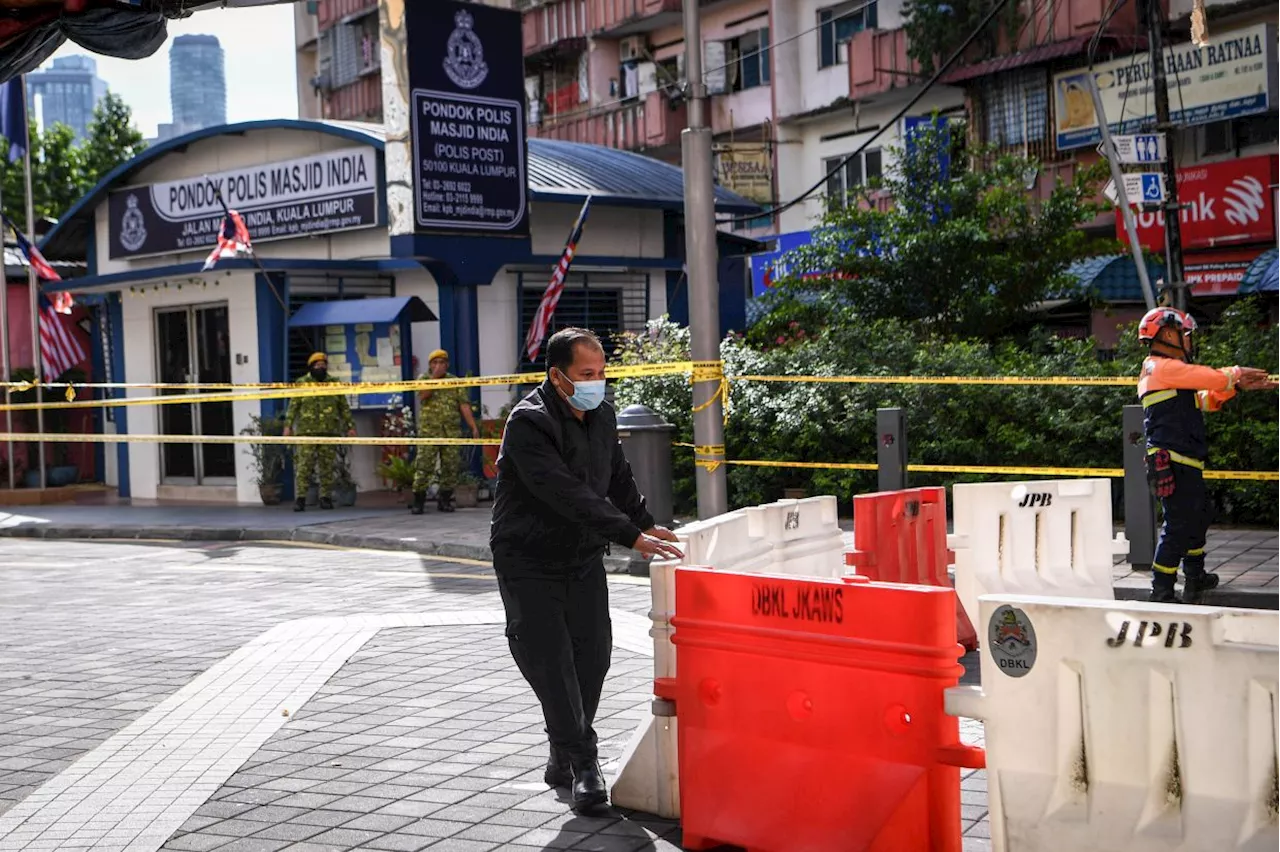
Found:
[0,495,1275,606]
[0,539,990,852]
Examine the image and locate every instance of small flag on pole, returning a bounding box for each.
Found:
[525,195,591,363]
[38,293,87,382]
[202,209,254,271]
[7,219,62,282]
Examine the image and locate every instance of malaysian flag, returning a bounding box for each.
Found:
[524,195,591,363]
[202,209,254,271]
[6,217,72,313]
[38,293,86,381]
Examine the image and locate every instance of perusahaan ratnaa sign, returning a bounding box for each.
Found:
[1053,22,1276,151]
[106,146,380,260]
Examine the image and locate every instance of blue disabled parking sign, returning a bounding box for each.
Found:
[1141,173,1163,202]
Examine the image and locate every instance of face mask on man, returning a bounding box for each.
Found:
[311,366,328,381]
[555,369,605,411]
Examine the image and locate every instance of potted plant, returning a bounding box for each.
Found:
[375,455,416,498]
[334,446,358,507]
[454,471,481,509]
[240,412,287,505]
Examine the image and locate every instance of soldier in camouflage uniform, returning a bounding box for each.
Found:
[412,348,480,514]
[284,352,356,511]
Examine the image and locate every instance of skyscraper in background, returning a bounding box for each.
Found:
[169,34,226,136]
[26,55,107,142]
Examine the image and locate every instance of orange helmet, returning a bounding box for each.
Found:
[1138,307,1196,342]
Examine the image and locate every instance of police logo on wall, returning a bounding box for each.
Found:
[989,604,1037,677]
[118,194,148,252]
[443,9,488,90]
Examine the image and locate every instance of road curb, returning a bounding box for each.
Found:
[1113,585,1277,610]
[0,524,643,573]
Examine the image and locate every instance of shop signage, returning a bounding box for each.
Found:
[406,0,529,236]
[1115,155,1277,251]
[715,144,773,206]
[1053,22,1276,150]
[1185,248,1257,296]
[106,146,379,260]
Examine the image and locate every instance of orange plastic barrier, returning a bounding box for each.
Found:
[845,487,979,651]
[670,569,984,852]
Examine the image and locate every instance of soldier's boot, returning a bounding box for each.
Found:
[410,491,427,515]
[437,490,455,513]
[318,496,334,510]
[293,497,306,512]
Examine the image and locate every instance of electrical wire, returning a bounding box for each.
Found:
[718,0,1020,226]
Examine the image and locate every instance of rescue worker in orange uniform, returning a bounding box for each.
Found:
[1136,307,1275,603]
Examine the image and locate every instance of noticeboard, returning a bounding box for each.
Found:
[322,322,404,411]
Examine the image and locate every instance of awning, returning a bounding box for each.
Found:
[288,296,437,328]
[1062,254,1165,302]
[941,34,1144,84]
[1239,248,1279,294]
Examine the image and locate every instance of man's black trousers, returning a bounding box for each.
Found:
[495,557,612,765]
[1153,463,1211,591]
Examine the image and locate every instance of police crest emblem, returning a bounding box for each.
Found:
[119,194,148,253]
[444,9,488,90]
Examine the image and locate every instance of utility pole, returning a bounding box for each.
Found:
[681,0,728,519]
[1147,0,1186,309]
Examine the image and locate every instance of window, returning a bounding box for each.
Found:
[823,149,883,206]
[728,28,771,92]
[517,273,650,370]
[975,68,1048,148]
[818,1,878,69]
[1201,114,1279,156]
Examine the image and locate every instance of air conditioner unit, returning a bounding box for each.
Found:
[311,73,331,93]
[619,36,646,63]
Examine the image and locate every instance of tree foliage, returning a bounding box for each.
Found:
[0,92,146,227]
[615,305,1278,526]
[902,0,1024,76]
[754,125,1111,345]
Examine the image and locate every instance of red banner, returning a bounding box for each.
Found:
[1184,248,1259,296]
[1117,155,1277,251]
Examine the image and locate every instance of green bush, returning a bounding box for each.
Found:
[614,304,1278,525]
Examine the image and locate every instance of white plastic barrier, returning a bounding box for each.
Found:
[949,479,1128,626]
[946,595,1279,852]
[746,495,846,578]
[611,496,847,818]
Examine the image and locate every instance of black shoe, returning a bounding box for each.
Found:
[570,760,608,812]
[410,491,427,515]
[544,747,572,788]
[1182,573,1220,605]
[293,497,306,513]
[1150,586,1178,604]
[318,496,334,510]
[437,490,455,513]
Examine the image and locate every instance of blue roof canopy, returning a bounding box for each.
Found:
[1062,254,1165,302]
[1239,248,1278,294]
[288,296,436,328]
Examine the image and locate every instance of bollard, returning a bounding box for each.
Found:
[1122,404,1156,570]
[876,407,907,493]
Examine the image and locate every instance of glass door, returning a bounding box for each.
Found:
[155,303,235,484]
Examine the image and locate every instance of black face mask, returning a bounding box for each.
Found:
[310,368,328,381]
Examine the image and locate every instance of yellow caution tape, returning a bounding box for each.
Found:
[0,362,700,413]
[690,360,730,423]
[672,443,1276,481]
[732,374,1139,387]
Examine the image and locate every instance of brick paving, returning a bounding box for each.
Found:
[0,539,992,851]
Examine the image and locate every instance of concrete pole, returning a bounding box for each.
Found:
[1147,0,1187,311]
[22,76,44,490]
[681,0,728,519]
[0,177,12,489]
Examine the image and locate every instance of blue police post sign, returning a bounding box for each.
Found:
[405,0,529,237]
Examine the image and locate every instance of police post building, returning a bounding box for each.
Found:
[40,2,759,504]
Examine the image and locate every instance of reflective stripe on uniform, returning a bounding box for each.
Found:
[1187,548,1205,557]
[1142,389,1178,407]
[1148,446,1206,469]
[1153,562,1180,575]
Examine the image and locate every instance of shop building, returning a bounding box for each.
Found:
[37,118,759,504]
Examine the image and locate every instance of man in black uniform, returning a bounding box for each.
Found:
[490,328,683,812]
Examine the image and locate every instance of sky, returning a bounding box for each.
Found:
[45,4,300,139]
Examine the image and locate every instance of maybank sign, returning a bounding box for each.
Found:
[1053,22,1276,150]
